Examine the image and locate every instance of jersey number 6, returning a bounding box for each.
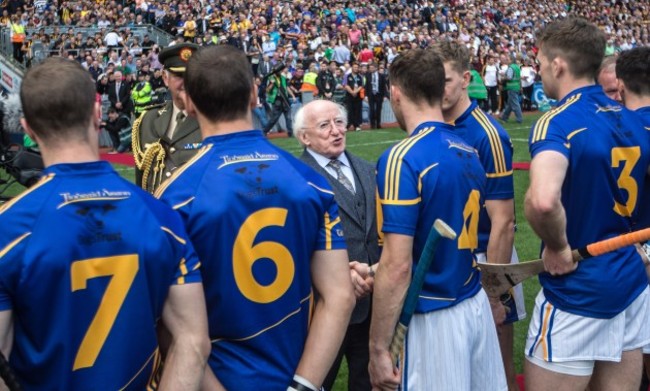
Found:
[233,208,295,304]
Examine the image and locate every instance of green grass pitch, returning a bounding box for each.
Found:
[0,112,543,389]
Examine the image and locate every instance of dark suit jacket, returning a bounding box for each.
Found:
[134,101,202,192]
[364,71,387,98]
[300,149,381,324]
[108,80,132,113]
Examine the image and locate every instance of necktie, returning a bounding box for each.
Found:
[328,159,355,194]
[373,73,378,94]
[170,112,185,138]
[116,82,120,95]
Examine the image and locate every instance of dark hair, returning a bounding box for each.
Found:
[536,17,605,80]
[430,41,470,73]
[20,57,95,143]
[184,46,253,122]
[616,47,650,96]
[388,48,445,106]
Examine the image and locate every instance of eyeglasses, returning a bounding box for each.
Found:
[314,118,347,132]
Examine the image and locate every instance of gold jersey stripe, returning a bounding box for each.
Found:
[0,173,55,215]
[384,127,435,200]
[0,232,31,260]
[161,226,186,245]
[532,94,581,143]
[154,144,213,198]
[472,109,507,173]
[211,293,312,343]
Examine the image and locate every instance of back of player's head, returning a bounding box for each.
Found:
[389,48,445,106]
[20,57,95,143]
[616,48,650,97]
[430,41,470,74]
[537,17,606,81]
[184,45,254,123]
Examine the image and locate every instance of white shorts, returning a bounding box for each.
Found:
[403,289,507,391]
[525,286,650,376]
[477,247,526,324]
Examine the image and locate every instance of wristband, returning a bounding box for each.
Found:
[287,375,319,391]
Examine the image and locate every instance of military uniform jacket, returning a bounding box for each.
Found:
[133,101,202,193]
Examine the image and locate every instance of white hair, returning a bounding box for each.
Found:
[294,100,348,146]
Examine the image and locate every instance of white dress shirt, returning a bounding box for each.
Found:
[307,149,356,193]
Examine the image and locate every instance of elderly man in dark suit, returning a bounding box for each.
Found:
[296,99,380,391]
[108,70,132,115]
[364,62,387,130]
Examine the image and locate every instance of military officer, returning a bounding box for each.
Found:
[133,43,202,193]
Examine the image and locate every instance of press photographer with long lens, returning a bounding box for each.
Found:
[262,62,295,137]
[0,94,43,200]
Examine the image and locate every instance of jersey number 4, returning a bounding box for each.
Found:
[612,146,641,217]
[70,255,139,371]
[458,189,480,251]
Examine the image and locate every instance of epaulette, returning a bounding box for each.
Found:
[141,102,167,113]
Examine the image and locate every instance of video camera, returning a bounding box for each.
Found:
[0,94,44,200]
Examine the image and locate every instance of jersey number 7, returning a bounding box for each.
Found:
[71,255,139,371]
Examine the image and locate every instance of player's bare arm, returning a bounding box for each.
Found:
[293,248,354,390]
[524,150,574,276]
[369,233,413,390]
[158,283,210,391]
[485,198,515,324]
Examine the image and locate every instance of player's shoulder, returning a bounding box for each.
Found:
[0,173,56,219]
[276,144,336,197]
[138,101,170,123]
[155,142,215,199]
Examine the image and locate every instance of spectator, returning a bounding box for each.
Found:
[108,70,132,115]
[344,62,364,131]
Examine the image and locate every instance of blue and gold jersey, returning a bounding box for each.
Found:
[376,122,485,313]
[452,101,514,253]
[529,85,650,318]
[632,107,650,230]
[0,161,201,390]
[156,130,346,390]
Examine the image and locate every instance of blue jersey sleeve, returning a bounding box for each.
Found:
[315,193,347,251]
[476,131,514,200]
[0,230,31,311]
[529,116,570,159]
[376,147,432,236]
[162,223,202,286]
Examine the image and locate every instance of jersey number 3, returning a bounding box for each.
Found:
[612,146,640,217]
[70,255,139,371]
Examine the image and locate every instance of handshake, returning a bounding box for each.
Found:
[349,261,376,299]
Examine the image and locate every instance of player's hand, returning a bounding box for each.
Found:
[369,349,400,391]
[349,261,373,298]
[542,245,576,276]
[488,295,506,326]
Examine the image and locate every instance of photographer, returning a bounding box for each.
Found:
[263,63,295,137]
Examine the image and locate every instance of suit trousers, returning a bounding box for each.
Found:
[368,94,383,129]
[346,96,363,128]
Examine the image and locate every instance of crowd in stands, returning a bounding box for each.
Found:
[3,0,649,140]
